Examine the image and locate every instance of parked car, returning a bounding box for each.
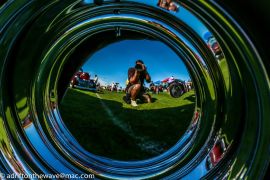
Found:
[206,138,227,170]
[162,78,187,98]
[70,71,97,92]
[168,79,187,98]
[204,32,224,60]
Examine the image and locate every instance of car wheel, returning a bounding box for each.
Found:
[169,83,184,98]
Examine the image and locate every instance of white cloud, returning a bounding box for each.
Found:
[97,78,108,86]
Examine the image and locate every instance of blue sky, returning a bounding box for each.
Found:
[82,39,191,88]
[81,2,212,88]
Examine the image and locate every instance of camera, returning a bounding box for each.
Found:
[135,64,144,72]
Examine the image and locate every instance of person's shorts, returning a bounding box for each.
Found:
[127,84,150,101]
[127,84,137,94]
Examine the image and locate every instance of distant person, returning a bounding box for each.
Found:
[93,75,101,91]
[111,82,115,91]
[168,75,175,83]
[94,75,98,84]
[157,0,179,12]
[149,81,156,94]
[150,81,160,94]
[115,83,119,92]
[125,60,152,106]
[167,0,179,12]
[158,0,167,8]
[164,76,175,93]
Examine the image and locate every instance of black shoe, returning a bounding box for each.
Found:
[123,95,131,104]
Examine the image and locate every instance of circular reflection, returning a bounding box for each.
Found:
[59,31,196,160]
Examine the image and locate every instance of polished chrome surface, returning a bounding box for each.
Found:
[0,0,269,179]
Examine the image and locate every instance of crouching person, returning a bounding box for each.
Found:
[124,60,152,107]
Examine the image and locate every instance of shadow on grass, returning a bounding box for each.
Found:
[137,97,158,104]
[184,93,196,102]
[59,88,195,161]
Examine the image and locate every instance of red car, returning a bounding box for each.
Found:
[70,71,97,92]
[206,138,227,170]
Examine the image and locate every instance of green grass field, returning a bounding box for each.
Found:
[59,88,196,160]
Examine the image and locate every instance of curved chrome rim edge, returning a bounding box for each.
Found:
[0,0,269,179]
